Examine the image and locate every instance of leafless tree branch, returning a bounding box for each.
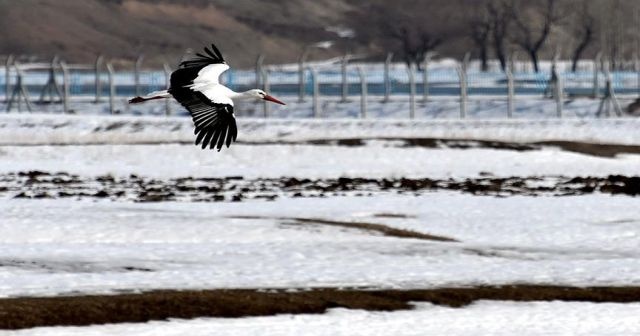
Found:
[510,0,563,72]
[487,0,511,71]
[469,5,492,71]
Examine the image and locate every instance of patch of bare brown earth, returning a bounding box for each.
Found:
[3,171,640,201]
[231,216,458,242]
[537,141,640,158]
[2,286,640,330]
[238,138,640,158]
[5,138,640,159]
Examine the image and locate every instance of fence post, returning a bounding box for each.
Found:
[509,51,518,73]
[341,54,350,102]
[611,77,623,117]
[457,64,467,119]
[60,61,70,113]
[106,62,115,115]
[7,62,33,113]
[163,62,172,116]
[506,68,515,118]
[255,54,264,88]
[384,52,393,103]
[605,62,622,117]
[462,52,471,73]
[636,53,640,95]
[298,50,309,103]
[598,60,611,118]
[134,54,144,97]
[423,53,432,102]
[262,68,270,118]
[95,55,104,103]
[555,71,563,118]
[593,52,601,98]
[39,56,62,103]
[408,63,416,119]
[357,66,367,118]
[310,67,320,118]
[4,55,13,103]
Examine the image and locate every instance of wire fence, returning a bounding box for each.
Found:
[0,54,635,118]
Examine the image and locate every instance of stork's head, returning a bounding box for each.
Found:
[248,89,286,105]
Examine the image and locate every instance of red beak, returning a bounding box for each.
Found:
[263,94,286,105]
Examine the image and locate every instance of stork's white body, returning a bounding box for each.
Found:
[188,63,235,105]
[141,64,236,105]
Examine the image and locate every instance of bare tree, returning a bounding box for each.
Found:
[469,5,492,72]
[390,27,443,70]
[510,0,563,72]
[569,1,595,72]
[607,0,625,70]
[487,1,511,72]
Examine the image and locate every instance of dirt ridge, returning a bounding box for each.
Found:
[230,216,458,242]
[3,172,640,202]
[3,286,640,330]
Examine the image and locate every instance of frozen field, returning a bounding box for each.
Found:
[3,113,640,145]
[1,113,639,333]
[2,194,640,298]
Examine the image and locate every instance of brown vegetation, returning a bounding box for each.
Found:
[4,168,640,202]
[3,286,640,330]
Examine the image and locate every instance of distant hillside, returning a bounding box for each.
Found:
[0,0,476,68]
[0,0,629,69]
[0,0,361,67]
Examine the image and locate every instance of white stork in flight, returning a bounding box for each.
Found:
[129,43,285,151]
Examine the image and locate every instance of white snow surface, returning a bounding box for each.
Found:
[2,113,640,146]
[6,301,640,336]
[1,194,640,298]
[1,142,639,179]
[2,114,640,179]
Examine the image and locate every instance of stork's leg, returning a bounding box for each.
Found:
[129,90,171,104]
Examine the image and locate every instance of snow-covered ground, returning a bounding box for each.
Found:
[1,194,639,298]
[1,113,639,333]
[2,114,639,179]
[2,113,640,146]
[8,301,640,336]
[1,113,639,298]
[1,143,639,179]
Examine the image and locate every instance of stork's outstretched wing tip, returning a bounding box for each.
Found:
[180,43,225,68]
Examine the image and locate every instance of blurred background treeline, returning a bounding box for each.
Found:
[0,0,634,70]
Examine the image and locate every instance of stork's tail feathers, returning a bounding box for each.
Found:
[128,90,171,104]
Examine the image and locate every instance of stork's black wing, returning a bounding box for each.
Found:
[171,88,237,151]
[180,43,226,69]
